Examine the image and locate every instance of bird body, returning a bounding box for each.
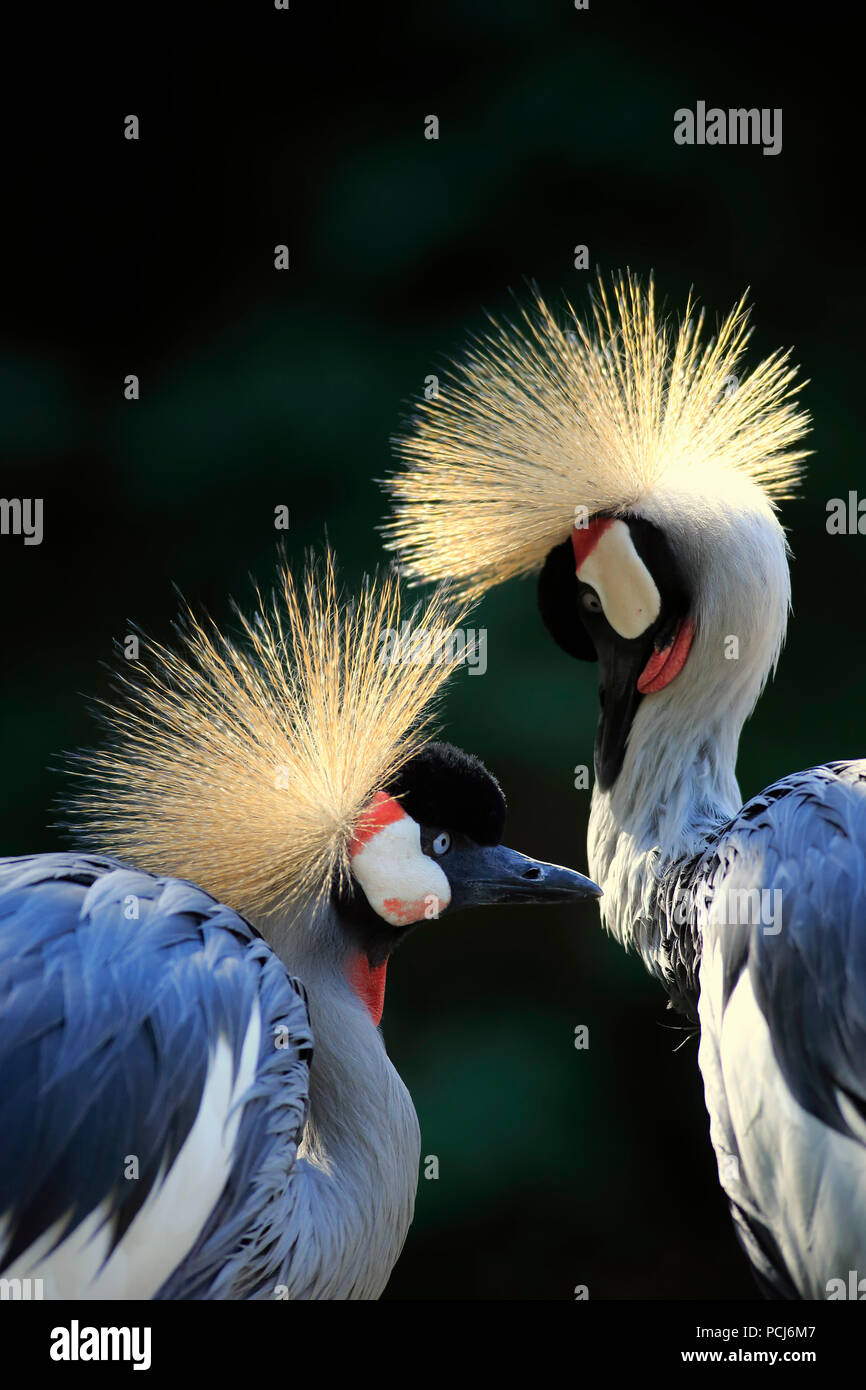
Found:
[0,851,416,1299]
[692,762,866,1300]
[590,707,866,1299]
[382,276,866,1297]
[0,555,599,1299]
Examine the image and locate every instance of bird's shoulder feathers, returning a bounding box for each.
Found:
[0,853,313,1299]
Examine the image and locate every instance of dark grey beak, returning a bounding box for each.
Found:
[445,842,602,913]
[595,639,647,792]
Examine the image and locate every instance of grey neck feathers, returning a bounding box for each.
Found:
[258,906,420,1299]
[588,683,747,1010]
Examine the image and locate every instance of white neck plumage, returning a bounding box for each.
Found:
[261,910,420,1299]
[587,642,764,1001]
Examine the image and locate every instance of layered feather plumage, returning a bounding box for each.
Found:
[66,552,467,919]
[382,273,811,598]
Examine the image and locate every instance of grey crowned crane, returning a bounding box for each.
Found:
[381,276,866,1300]
[0,553,600,1300]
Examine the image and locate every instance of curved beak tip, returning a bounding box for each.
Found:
[573,873,603,901]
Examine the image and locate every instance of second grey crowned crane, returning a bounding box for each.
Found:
[382,275,866,1299]
[0,553,599,1300]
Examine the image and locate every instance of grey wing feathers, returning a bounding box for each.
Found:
[0,853,313,1298]
[746,763,866,1141]
[690,762,866,1297]
[702,761,866,1143]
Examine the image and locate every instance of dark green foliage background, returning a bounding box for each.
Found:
[1,2,860,1298]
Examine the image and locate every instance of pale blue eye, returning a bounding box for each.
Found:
[433,832,451,856]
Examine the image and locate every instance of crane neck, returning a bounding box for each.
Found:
[582,494,790,1006]
[258,909,420,1298]
[588,685,745,1006]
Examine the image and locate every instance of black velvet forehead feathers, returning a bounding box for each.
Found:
[386,741,506,846]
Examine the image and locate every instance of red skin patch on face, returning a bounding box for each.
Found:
[349,791,406,856]
[571,517,614,573]
[382,896,429,926]
[637,615,696,694]
[348,953,388,1027]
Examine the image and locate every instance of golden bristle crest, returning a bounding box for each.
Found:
[66,552,468,920]
[382,273,811,598]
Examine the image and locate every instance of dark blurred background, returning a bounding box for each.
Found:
[1,2,861,1299]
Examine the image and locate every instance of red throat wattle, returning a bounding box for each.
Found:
[637,615,696,694]
[346,790,404,1025]
[348,953,388,1026]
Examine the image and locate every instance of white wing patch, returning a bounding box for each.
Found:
[2,1007,261,1300]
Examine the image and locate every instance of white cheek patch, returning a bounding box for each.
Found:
[576,519,661,639]
[351,816,451,927]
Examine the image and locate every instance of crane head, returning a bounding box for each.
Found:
[538,516,693,788]
[66,551,598,954]
[380,273,812,790]
[335,740,600,965]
